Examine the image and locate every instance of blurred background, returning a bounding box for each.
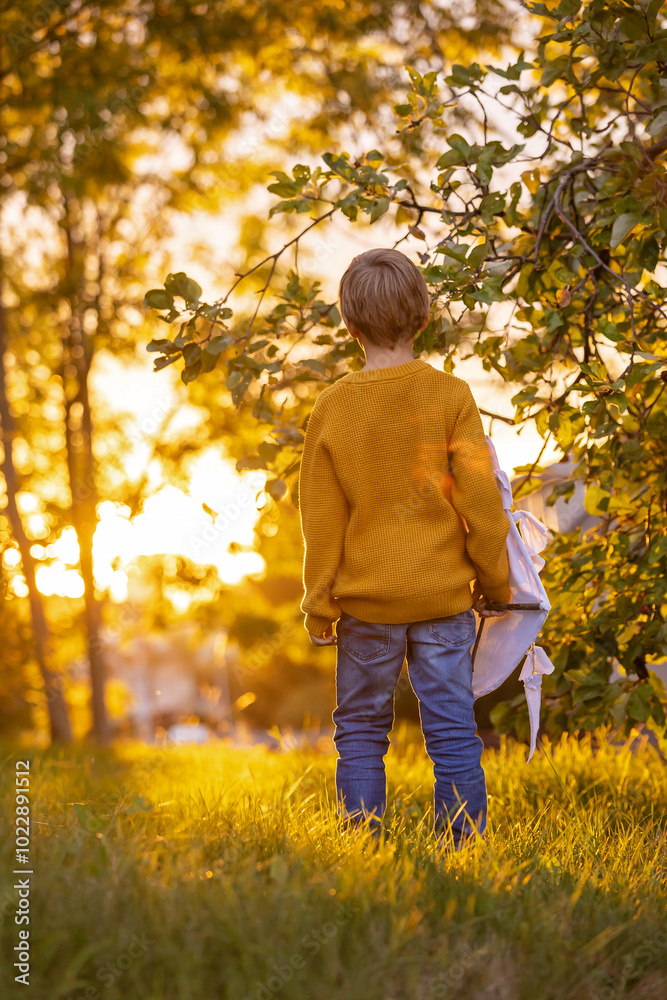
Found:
[2,0,610,748]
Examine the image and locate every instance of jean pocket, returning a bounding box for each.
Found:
[427,609,476,648]
[338,614,391,662]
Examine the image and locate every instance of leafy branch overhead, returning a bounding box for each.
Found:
[144,0,667,740]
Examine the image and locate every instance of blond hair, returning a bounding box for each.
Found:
[338,248,430,348]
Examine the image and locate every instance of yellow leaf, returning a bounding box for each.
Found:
[521,168,541,194]
[583,484,610,516]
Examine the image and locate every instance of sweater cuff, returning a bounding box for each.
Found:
[474,579,512,604]
[304,614,336,637]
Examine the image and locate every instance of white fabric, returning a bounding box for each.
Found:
[471,435,555,761]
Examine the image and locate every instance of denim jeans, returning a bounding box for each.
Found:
[333,607,486,848]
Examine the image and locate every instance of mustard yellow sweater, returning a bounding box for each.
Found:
[298,359,511,636]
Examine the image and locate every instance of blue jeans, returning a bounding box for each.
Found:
[333,607,486,848]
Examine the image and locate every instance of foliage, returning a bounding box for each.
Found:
[1,729,665,999]
[145,0,667,740]
[0,0,516,742]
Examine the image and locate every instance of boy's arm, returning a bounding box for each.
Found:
[448,381,511,604]
[298,399,349,637]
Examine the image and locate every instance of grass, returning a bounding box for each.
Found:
[1,723,666,1000]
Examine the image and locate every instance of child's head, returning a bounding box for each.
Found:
[338,248,430,349]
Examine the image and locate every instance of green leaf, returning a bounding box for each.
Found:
[627,686,651,722]
[268,169,294,184]
[579,360,608,381]
[147,338,179,353]
[471,274,506,304]
[446,64,484,87]
[200,304,232,322]
[541,56,568,87]
[610,213,642,249]
[322,151,358,182]
[447,134,470,157]
[406,64,422,88]
[545,309,563,333]
[198,350,218,374]
[466,241,490,267]
[648,110,667,138]
[182,343,201,365]
[206,335,232,355]
[488,51,534,80]
[370,197,390,223]
[598,318,623,342]
[153,355,180,370]
[181,360,201,384]
[436,149,466,169]
[267,181,298,197]
[435,241,470,263]
[517,116,540,138]
[269,199,300,218]
[646,0,664,29]
[164,272,202,305]
[639,236,660,272]
[144,289,174,310]
[230,375,251,405]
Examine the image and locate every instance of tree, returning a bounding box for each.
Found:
[146,0,667,740]
[0,263,73,742]
[3,0,517,741]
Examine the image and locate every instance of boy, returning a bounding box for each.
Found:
[298,247,511,850]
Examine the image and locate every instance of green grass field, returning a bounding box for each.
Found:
[1,725,666,1000]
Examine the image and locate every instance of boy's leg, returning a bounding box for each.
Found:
[406,609,487,849]
[333,610,407,831]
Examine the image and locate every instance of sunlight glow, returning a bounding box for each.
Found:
[88,453,266,601]
[35,565,85,598]
[23,453,267,602]
[11,577,29,598]
[3,548,20,568]
[27,514,48,539]
[21,442,267,602]
[16,491,38,513]
[47,526,80,565]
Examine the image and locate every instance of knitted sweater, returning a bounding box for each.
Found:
[298,358,511,636]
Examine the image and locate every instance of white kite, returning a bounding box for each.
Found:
[471,435,556,761]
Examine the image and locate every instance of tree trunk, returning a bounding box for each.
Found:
[0,271,73,743]
[62,193,110,744]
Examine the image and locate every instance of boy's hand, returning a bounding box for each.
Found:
[309,625,336,646]
[473,597,509,618]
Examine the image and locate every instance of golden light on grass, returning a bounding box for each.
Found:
[19,725,665,996]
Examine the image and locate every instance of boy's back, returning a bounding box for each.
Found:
[298,246,512,848]
[299,358,511,636]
